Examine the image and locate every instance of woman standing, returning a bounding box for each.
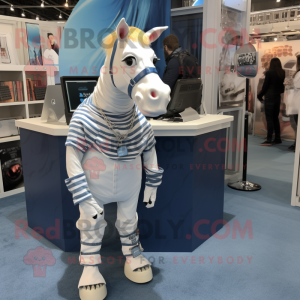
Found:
[284,55,300,151]
[258,57,285,146]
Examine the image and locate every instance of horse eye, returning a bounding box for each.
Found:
[124,57,135,66]
[153,58,159,65]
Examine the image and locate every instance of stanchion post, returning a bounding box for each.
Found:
[227,78,262,191]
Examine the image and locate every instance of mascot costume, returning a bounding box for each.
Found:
[65,18,170,300]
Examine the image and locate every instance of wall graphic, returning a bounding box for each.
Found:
[25,23,43,66]
[253,40,300,140]
[60,0,171,78]
[0,22,20,65]
[193,0,204,5]
[40,25,61,66]
[218,5,246,109]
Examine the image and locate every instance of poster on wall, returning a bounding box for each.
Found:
[25,23,43,66]
[40,26,61,66]
[0,33,19,65]
[219,71,246,108]
[0,35,10,64]
[218,42,246,108]
[218,5,246,109]
[253,40,300,140]
[59,0,171,78]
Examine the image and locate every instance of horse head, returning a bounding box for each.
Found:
[98,18,170,117]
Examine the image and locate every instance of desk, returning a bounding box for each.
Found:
[16,115,233,252]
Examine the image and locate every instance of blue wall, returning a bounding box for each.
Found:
[171,13,203,68]
[60,0,171,78]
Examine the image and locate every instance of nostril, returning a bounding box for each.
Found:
[151,91,157,98]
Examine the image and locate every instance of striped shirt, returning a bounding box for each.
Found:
[65,95,156,161]
[65,94,163,205]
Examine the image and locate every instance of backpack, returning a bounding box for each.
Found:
[173,50,199,79]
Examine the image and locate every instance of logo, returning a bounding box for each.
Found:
[51,99,56,105]
[78,86,88,91]
[83,157,106,179]
[23,246,56,277]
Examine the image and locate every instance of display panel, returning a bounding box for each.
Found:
[65,80,97,112]
[171,13,203,69]
[25,23,43,65]
[0,35,10,64]
[218,5,246,109]
[40,25,61,66]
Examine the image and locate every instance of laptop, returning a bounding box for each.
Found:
[41,85,65,123]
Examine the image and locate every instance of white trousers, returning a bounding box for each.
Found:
[67,147,144,265]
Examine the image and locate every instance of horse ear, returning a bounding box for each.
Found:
[145,26,168,43]
[116,18,129,40]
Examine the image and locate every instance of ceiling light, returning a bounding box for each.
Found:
[64,0,68,7]
[59,13,62,19]
[10,5,14,11]
[276,0,280,2]
[41,1,44,7]
[21,10,25,17]
[36,15,39,20]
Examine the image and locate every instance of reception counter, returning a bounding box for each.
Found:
[16,114,233,252]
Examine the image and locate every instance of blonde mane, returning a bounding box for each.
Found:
[103,27,151,56]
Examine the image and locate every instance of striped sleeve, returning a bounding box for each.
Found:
[65,172,93,205]
[145,167,164,188]
[143,126,156,152]
[65,112,88,153]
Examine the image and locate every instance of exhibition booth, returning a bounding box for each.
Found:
[250,7,300,141]
[0,15,63,198]
[0,0,247,295]
[249,7,300,207]
[16,112,233,252]
[0,0,249,253]
[0,1,249,196]
[0,1,251,225]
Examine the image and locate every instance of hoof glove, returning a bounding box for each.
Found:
[79,283,107,300]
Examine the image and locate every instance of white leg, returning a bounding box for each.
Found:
[115,191,153,283]
[77,204,108,299]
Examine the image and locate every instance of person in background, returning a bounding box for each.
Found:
[162,34,198,95]
[284,54,300,151]
[258,57,285,146]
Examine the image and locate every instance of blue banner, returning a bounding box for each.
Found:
[59,0,171,78]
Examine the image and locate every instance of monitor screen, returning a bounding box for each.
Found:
[65,79,98,112]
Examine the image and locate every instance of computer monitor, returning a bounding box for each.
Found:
[60,76,99,124]
[165,78,203,118]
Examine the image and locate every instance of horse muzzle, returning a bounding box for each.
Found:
[133,74,171,117]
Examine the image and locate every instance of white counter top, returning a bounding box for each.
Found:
[149,115,233,136]
[16,115,233,137]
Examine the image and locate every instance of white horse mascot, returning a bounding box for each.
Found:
[65,18,170,300]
